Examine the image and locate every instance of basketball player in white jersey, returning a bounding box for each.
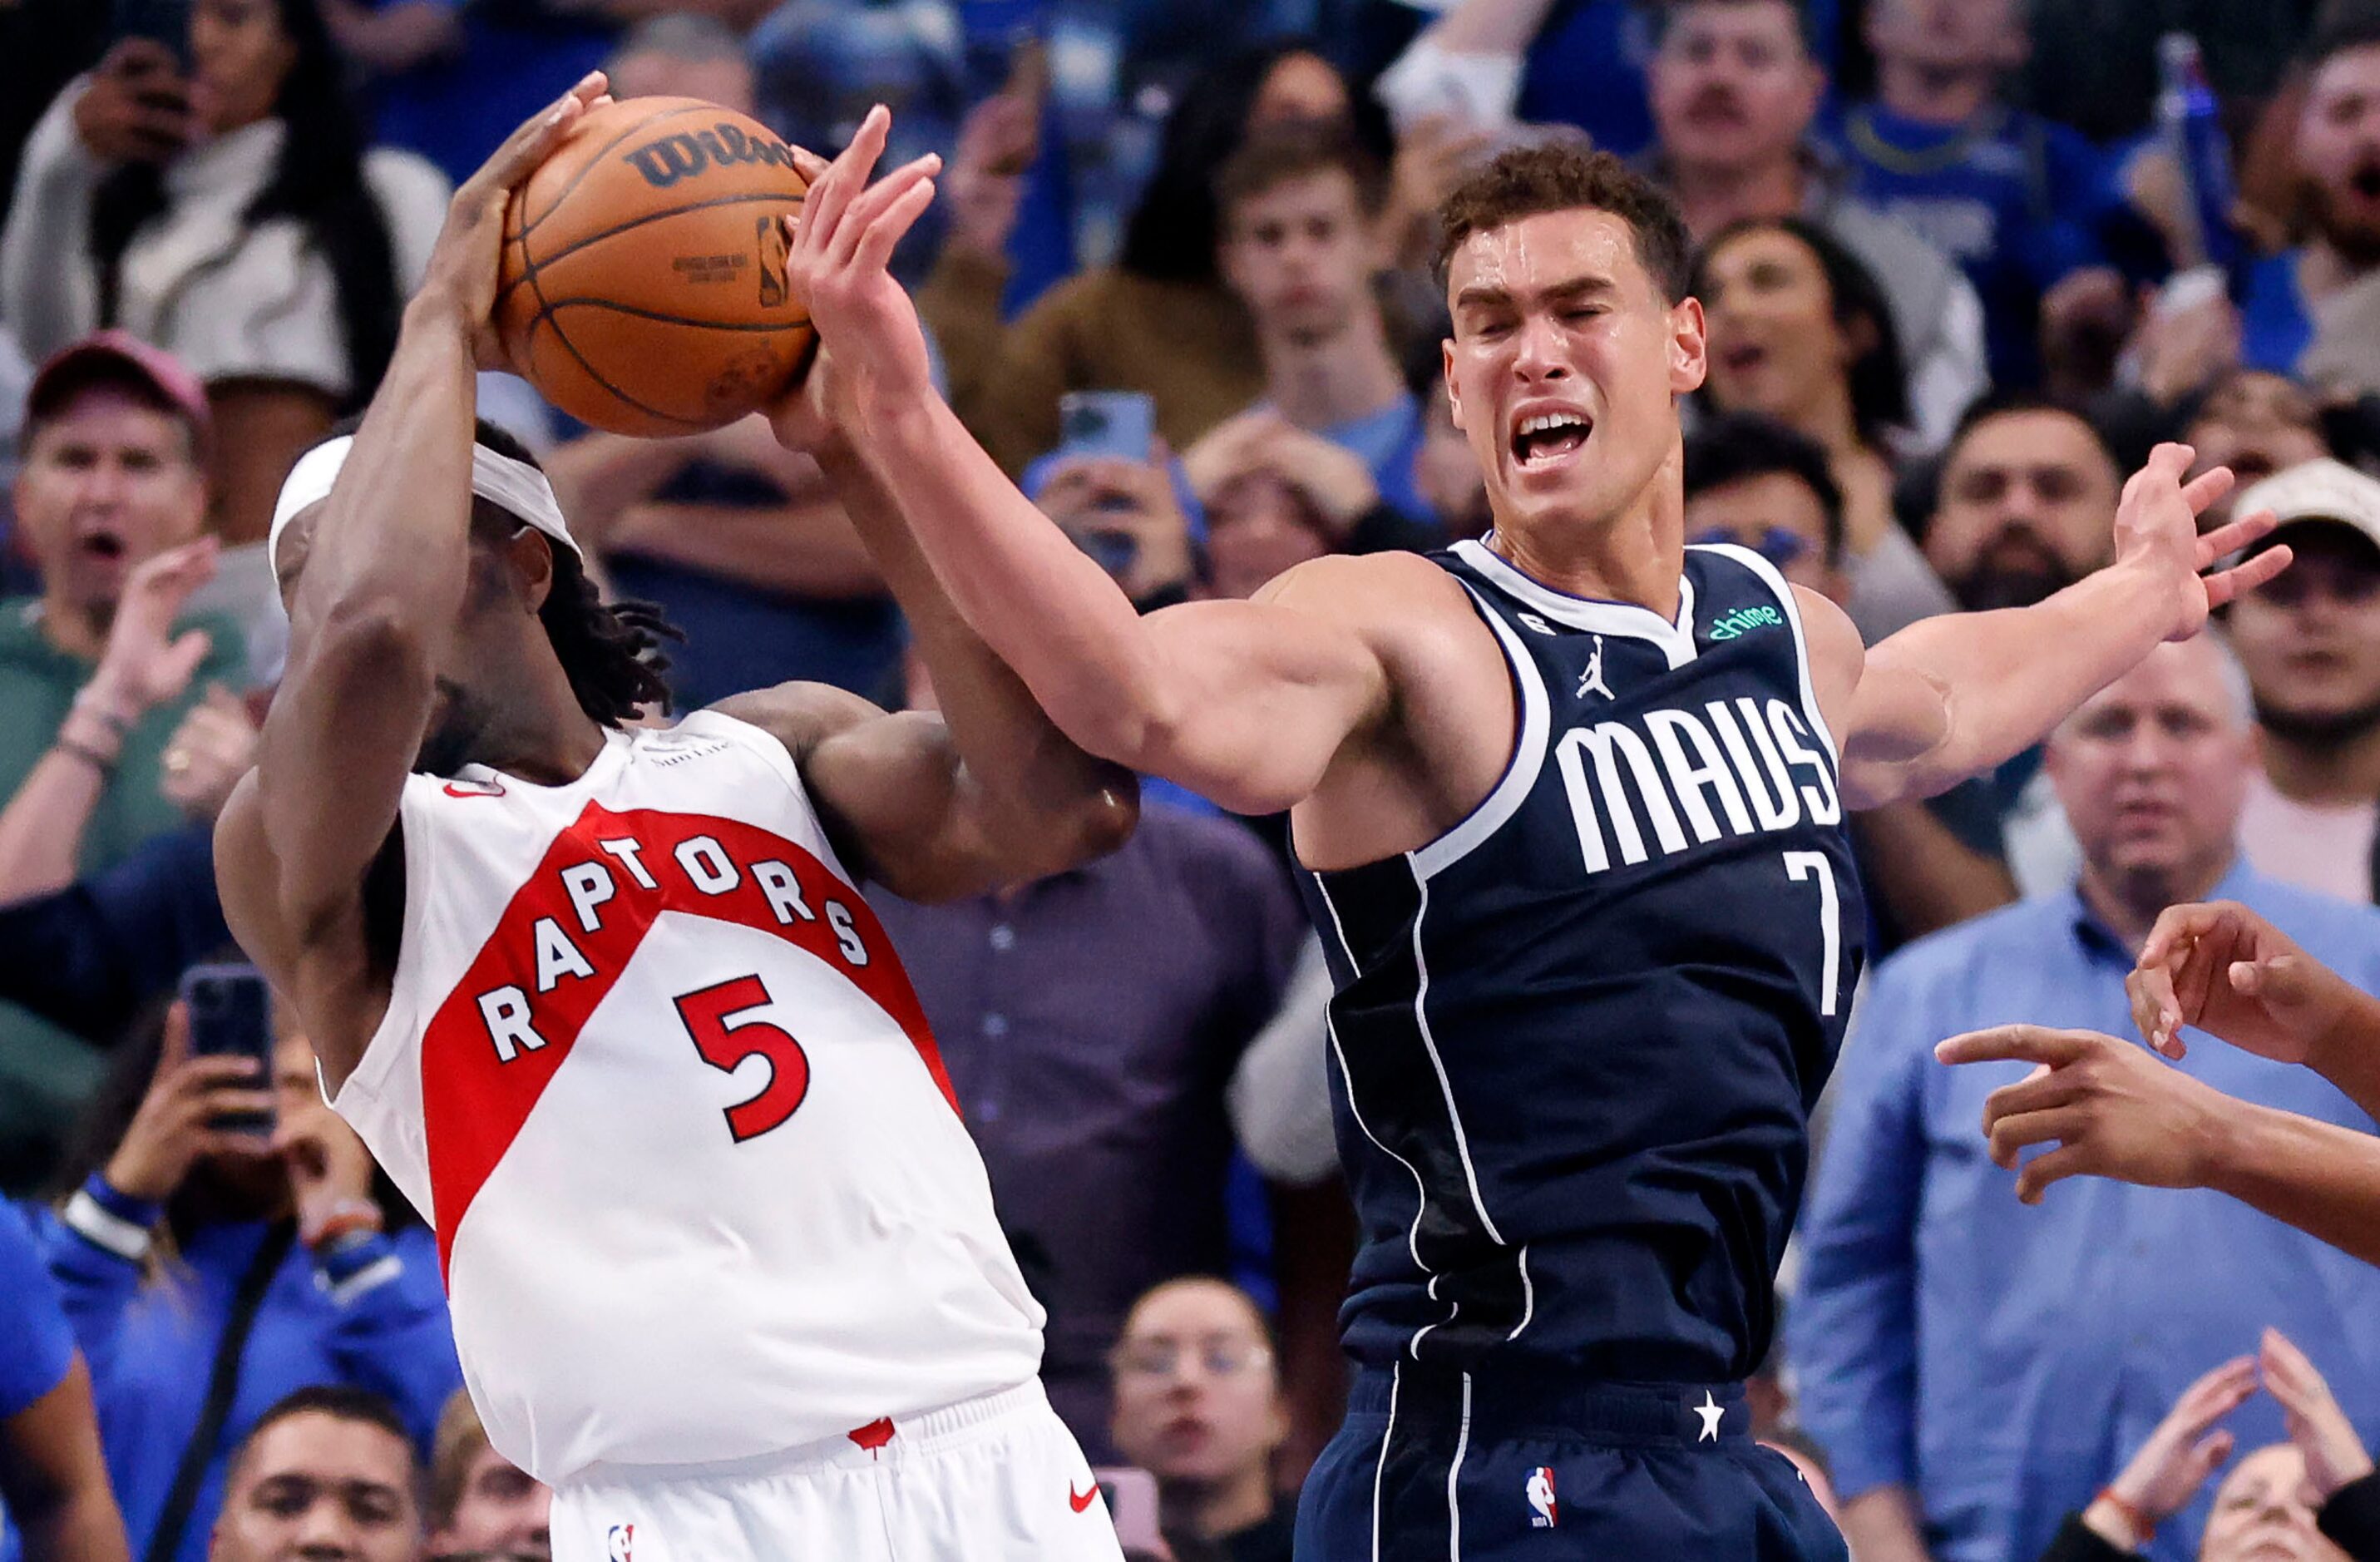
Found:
[215,78,1135,1562]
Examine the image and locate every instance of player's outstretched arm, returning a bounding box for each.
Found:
[1809,443,2289,809]
[215,77,609,1036]
[777,110,1394,818]
[1936,1025,2380,1267]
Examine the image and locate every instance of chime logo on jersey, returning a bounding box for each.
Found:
[1555,694,1840,874]
[606,1525,634,1561]
[1526,1466,1558,1529]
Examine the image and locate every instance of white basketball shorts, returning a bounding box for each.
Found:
[547,1381,1128,1562]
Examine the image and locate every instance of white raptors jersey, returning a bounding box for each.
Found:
[329,711,1045,1485]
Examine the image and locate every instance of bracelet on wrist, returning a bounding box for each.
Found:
[303,1199,384,1251]
[70,685,136,736]
[2096,1488,2155,1546]
[53,733,119,773]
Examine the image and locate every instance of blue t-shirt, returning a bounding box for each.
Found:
[2240,250,2314,376]
[1828,101,2113,383]
[0,1198,77,1562]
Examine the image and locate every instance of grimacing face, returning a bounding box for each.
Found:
[1443,208,1704,547]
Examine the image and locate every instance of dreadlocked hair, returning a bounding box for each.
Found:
[537,543,682,727]
[463,419,684,726]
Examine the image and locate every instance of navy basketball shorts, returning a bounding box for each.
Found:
[1294,1366,1847,1561]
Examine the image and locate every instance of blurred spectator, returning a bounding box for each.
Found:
[1191,119,1434,527]
[600,11,749,105]
[0,0,450,548]
[2019,0,2321,147]
[0,2,108,210]
[0,337,247,1191]
[34,1004,458,1562]
[1109,1278,1292,1562]
[0,1196,127,1562]
[1918,393,2127,897]
[1834,0,2117,386]
[2184,370,2335,513]
[1694,215,1959,640]
[870,652,1307,1464]
[2227,459,2380,902]
[0,824,231,1045]
[2038,1332,2380,1562]
[1643,0,1989,445]
[1409,370,1489,536]
[1683,410,2017,937]
[425,1392,547,1562]
[206,1386,423,1562]
[2241,17,2380,395]
[1792,635,2380,1562]
[922,41,1355,473]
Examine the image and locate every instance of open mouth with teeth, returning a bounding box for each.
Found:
[77,531,126,565]
[1513,411,1592,468]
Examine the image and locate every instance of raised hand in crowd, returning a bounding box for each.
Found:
[100,1002,275,1205]
[1184,410,1378,538]
[70,37,197,164]
[160,686,261,824]
[2081,1355,2259,1553]
[1035,454,1197,605]
[85,536,219,728]
[2262,1327,2377,1505]
[2129,900,2371,1070]
[943,90,1040,264]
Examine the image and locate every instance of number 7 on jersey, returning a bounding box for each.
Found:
[1782,851,1840,1017]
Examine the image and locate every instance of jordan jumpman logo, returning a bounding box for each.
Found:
[1577,635,1613,700]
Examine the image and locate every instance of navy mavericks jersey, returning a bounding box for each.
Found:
[1299,538,1868,1383]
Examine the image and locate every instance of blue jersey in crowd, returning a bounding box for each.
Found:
[1829,102,2113,383]
[1301,539,1866,1383]
[0,1199,77,1562]
[2240,250,2315,376]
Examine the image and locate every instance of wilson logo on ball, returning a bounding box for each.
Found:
[622,123,797,190]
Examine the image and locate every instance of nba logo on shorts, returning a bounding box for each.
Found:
[1525,1466,1558,1529]
[606,1524,634,1561]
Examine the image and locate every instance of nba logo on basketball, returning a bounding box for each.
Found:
[605,1525,634,1560]
[1526,1466,1558,1529]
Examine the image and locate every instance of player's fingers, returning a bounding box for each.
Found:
[2180,463,2236,518]
[1978,1063,2081,1130]
[1935,1024,2098,1069]
[802,103,891,253]
[1986,1105,2092,1169]
[475,72,605,198]
[2015,1143,2092,1204]
[2141,902,2230,970]
[2202,540,2293,610]
[827,155,941,270]
[787,145,830,184]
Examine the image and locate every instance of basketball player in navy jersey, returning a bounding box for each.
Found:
[807,137,2288,1559]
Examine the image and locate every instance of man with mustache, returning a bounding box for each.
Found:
[2241,17,2380,394]
[1920,393,2126,896]
[1793,634,2380,1562]
[1644,0,1986,444]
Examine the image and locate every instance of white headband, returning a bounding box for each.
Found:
[268,435,582,573]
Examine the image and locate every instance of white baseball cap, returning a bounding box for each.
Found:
[2234,457,2380,553]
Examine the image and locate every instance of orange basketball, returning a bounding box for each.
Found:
[496,96,813,437]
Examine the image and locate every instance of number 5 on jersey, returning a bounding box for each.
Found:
[674,975,810,1141]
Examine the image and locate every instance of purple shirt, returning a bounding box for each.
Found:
[870,805,1304,1457]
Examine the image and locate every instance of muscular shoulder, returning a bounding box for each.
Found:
[708,681,896,768]
[1793,584,1868,728]
[1257,549,1474,643]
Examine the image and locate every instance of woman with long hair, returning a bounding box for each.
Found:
[921,38,1374,472]
[1694,215,1958,643]
[1,0,448,547]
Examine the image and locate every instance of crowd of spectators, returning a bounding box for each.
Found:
[6,0,2380,1559]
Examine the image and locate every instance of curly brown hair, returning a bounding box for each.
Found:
[1434,143,1693,303]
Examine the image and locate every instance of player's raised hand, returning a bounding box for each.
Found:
[2128,900,2358,1064]
[2109,442,2294,642]
[769,105,941,451]
[424,71,611,368]
[1933,1024,2230,1203]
